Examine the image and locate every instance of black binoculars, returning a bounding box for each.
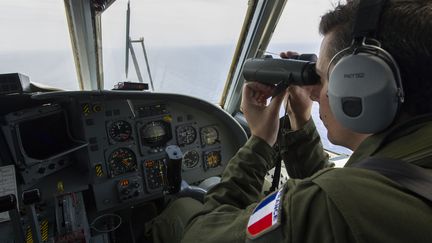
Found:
[242,54,320,88]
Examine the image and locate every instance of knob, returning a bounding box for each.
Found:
[121,189,130,195]
[38,167,46,174]
[133,182,140,188]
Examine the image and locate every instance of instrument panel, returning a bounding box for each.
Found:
[0,91,247,212]
[0,91,247,243]
[81,93,246,210]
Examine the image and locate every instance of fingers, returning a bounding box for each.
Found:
[268,90,286,112]
[280,51,299,59]
[241,82,278,113]
[287,86,308,98]
[243,82,274,103]
[245,82,274,94]
[289,85,320,100]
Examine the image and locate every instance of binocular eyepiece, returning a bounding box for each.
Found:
[242,54,320,88]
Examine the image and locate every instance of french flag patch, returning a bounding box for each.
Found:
[246,188,284,239]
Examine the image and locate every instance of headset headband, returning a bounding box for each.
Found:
[326,0,390,80]
[352,0,388,41]
[352,0,405,103]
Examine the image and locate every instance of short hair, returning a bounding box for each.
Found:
[319,0,432,116]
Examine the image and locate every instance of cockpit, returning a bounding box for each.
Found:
[0,0,350,242]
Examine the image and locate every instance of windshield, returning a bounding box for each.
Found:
[267,0,352,155]
[0,0,78,90]
[102,0,248,104]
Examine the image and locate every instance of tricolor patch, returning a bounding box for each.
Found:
[247,188,284,239]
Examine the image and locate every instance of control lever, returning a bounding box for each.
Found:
[165,145,183,194]
[0,194,25,243]
[177,180,207,203]
[22,189,42,243]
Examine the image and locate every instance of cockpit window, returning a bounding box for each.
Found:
[267,0,352,155]
[102,0,248,104]
[0,0,79,90]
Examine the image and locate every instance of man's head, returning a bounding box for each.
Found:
[313,33,369,150]
[312,0,432,149]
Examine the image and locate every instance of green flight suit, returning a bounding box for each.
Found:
[151,116,432,242]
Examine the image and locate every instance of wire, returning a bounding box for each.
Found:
[269,94,290,193]
[280,94,304,178]
[90,213,122,233]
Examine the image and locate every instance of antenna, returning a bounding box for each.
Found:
[124,1,155,91]
[125,0,130,78]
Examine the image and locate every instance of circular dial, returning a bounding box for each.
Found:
[108,120,132,142]
[204,151,221,169]
[177,125,197,145]
[201,126,219,146]
[108,148,137,177]
[140,121,171,146]
[182,150,200,168]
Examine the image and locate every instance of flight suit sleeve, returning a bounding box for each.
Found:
[182,159,351,243]
[181,136,277,242]
[203,135,277,210]
[279,118,331,179]
[181,136,347,243]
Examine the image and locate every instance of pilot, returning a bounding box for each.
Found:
[146,0,432,242]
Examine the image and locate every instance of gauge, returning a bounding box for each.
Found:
[108,148,137,177]
[176,125,197,145]
[143,159,166,190]
[201,126,219,146]
[140,120,172,147]
[203,150,221,169]
[182,150,200,168]
[108,120,132,142]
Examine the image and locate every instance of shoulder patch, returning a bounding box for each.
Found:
[246,188,284,239]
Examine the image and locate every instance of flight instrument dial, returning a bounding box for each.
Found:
[140,120,172,147]
[201,126,219,146]
[176,125,197,145]
[182,150,200,168]
[108,148,137,177]
[203,150,221,169]
[108,120,132,142]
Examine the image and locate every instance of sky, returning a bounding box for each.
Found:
[0,0,341,51]
[0,0,71,51]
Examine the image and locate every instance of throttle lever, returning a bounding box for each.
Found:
[165,145,183,194]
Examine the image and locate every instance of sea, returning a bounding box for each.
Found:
[0,44,352,155]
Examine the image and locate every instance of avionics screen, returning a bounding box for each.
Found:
[19,112,75,160]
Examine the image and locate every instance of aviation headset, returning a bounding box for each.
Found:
[327,0,405,133]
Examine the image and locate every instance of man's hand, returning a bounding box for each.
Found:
[241,82,286,146]
[280,51,314,130]
[285,86,313,130]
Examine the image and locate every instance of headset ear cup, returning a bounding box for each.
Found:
[328,52,400,133]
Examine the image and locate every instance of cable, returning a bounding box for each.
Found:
[268,94,290,193]
[90,213,122,233]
